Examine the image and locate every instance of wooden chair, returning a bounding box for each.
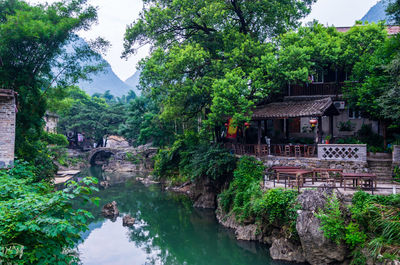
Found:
[260,145,269,156]
[284,145,291,156]
[254,145,261,156]
[305,145,316,157]
[276,145,283,156]
[294,145,301,157]
[326,172,337,186]
[317,171,329,183]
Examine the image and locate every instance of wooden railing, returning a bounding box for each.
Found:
[224,143,318,158]
[289,82,345,96]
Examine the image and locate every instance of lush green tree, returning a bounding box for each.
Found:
[0,0,103,169]
[119,96,175,147]
[342,24,399,145]
[277,22,395,145]
[123,0,316,138]
[0,161,98,264]
[58,87,128,144]
[387,0,400,24]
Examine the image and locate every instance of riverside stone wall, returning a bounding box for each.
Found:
[260,155,369,173]
[0,89,16,168]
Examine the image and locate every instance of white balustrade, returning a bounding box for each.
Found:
[318,144,367,162]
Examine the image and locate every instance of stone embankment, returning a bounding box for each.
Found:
[215,187,348,265]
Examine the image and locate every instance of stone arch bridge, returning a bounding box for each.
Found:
[88,148,118,165]
[88,146,158,166]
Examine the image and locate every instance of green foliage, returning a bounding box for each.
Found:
[181,144,237,181]
[119,96,175,147]
[252,188,300,236]
[123,0,315,136]
[394,166,400,183]
[315,193,346,245]
[58,86,128,143]
[343,23,400,128]
[345,222,367,249]
[153,132,236,181]
[387,0,400,25]
[350,249,367,265]
[336,137,362,144]
[0,0,103,167]
[16,138,57,181]
[219,156,264,220]
[357,124,385,152]
[219,157,299,238]
[350,191,400,259]
[0,161,99,264]
[337,121,355,132]
[41,132,69,147]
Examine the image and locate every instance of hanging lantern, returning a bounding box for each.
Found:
[309,119,318,128]
[244,122,250,128]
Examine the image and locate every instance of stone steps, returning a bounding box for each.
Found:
[368,159,393,179]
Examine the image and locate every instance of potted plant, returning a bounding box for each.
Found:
[325,135,332,144]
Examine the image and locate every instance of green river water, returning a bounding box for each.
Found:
[75,167,290,265]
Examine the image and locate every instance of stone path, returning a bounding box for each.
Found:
[54,170,80,184]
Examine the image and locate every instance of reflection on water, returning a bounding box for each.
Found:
[76,168,289,265]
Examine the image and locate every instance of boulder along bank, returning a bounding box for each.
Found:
[166,180,398,265]
[215,187,347,265]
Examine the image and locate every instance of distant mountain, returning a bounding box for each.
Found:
[62,37,133,98]
[361,0,393,24]
[124,70,141,96]
[78,60,133,98]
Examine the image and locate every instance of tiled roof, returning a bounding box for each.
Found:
[252,97,339,120]
[335,25,400,35]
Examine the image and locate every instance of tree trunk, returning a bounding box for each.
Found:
[383,121,387,149]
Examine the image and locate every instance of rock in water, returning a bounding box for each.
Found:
[296,188,347,265]
[100,181,110,189]
[122,215,135,227]
[269,237,306,263]
[102,201,119,219]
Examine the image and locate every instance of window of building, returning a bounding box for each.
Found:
[348,108,362,119]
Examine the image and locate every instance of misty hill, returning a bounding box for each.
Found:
[361,0,393,24]
[78,60,133,98]
[64,37,133,98]
[124,70,141,96]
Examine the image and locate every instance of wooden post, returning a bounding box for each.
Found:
[264,120,268,138]
[329,115,334,138]
[318,116,322,144]
[285,119,290,139]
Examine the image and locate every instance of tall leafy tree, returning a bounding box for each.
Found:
[119,96,175,147]
[58,87,128,144]
[0,0,104,165]
[123,0,316,138]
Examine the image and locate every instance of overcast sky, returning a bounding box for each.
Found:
[27,0,379,80]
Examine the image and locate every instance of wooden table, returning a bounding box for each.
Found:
[275,169,314,188]
[312,168,343,184]
[340,173,377,192]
